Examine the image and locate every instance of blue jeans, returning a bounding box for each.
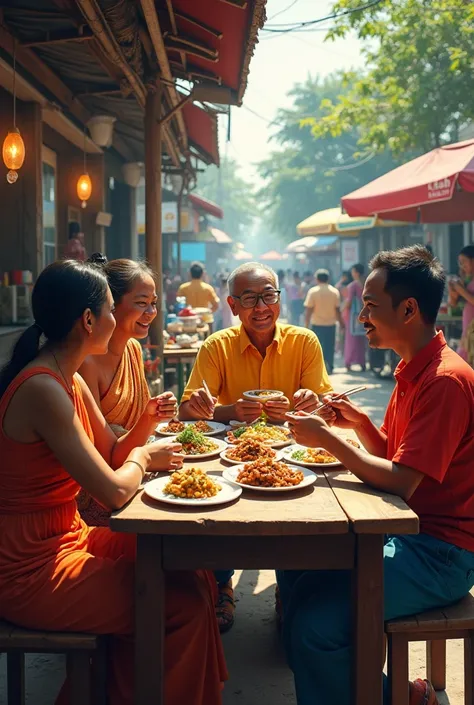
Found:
[277,533,474,705]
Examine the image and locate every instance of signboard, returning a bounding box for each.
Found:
[162,202,178,233]
[340,239,360,270]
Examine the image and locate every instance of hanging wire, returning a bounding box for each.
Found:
[83,127,87,174]
[12,38,16,129]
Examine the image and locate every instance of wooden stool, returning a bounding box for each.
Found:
[0,620,107,705]
[386,593,474,705]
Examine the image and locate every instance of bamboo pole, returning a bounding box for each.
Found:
[145,83,163,349]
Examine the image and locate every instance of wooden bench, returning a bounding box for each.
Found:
[0,620,107,705]
[386,593,474,704]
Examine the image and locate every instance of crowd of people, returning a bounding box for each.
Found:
[1,245,474,705]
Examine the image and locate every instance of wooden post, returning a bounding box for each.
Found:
[145,82,163,347]
[177,182,183,278]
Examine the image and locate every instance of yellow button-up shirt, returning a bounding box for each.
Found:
[181,323,332,406]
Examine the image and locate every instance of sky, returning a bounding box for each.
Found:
[221,0,366,186]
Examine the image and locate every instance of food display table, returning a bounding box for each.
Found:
[163,344,202,399]
[110,453,418,705]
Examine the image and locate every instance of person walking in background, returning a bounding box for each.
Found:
[301,270,314,296]
[177,262,220,312]
[286,272,305,325]
[304,269,343,374]
[216,275,238,331]
[448,245,474,363]
[63,221,87,261]
[343,263,367,372]
[335,271,352,354]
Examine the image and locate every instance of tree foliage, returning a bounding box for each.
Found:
[256,75,395,240]
[307,0,474,154]
[195,156,257,240]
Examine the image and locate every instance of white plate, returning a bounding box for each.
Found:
[242,389,284,401]
[156,420,226,436]
[144,474,242,506]
[169,435,228,460]
[226,425,292,449]
[281,444,342,468]
[222,463,316,492]
[219,448,284,465]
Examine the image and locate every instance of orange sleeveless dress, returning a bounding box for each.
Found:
[0,367,227,705]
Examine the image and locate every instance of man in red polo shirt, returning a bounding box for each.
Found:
[283,245,474,705]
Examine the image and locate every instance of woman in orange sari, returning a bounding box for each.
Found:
[0,260,227,705]
[79,255,181,526]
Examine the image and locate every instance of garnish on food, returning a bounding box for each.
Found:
[176,427,219,455]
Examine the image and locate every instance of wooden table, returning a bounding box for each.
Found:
[110,456,418,705]
[163,345,201,399]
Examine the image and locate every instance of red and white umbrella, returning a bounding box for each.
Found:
[342,139,474,223]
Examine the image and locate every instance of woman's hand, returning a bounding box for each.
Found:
[145,392,178,423]
[146,439,184,471]
[323,396,367,430]
[452,280,466,296]
[265,396,290,423]
[285,412,330,448]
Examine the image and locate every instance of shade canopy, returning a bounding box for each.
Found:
[188,193,224,219]
[260,250,287,261]
[297,206,405,237]
[233,249,253,261]
[342,139,474,223]
[209,227,232,244]
[286,235,338,253]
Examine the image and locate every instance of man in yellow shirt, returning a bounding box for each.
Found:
[176,262,220,312]
[179,262,332,424]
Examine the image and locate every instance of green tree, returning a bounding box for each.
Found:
[307,0,474,154]
[257,75,394,240]
[194,156,257,240]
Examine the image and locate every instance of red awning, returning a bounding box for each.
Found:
[182,102,219,166]
[188,193,224,219]
[169,1,266,104]
[342,139,474,223]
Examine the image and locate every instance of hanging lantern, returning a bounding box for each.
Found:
[2,128,25,184]
[3,41,25,184]
[77,173,92,208]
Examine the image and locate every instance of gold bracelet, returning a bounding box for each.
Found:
[124,459,146,479]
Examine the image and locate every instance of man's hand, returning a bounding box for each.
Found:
[233,398,263,423]
[264,396,290,423]
[323,396,367,430]
[144,392,177,423]
[293,388,319,413]
[286,412,330,448]
[185,389,217,419]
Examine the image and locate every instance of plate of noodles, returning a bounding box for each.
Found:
[220,437,283,465]
[171,427,228,459]
[222,458,316,492]
[282,439,361,468]
[156,420,226,436]
[226,421,292,448]
[144,468,241,506]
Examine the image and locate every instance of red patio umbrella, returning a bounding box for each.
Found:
[342,139,474,223]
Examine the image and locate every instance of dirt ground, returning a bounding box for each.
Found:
[0,366,467,704]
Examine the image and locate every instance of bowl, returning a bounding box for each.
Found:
[176,334,198,348]
[242,389,284,402]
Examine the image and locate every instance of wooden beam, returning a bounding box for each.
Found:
[164,32,218,60]
[218,0,247,7]
[173,11,223,40]
[165,0,178,35]
[165,37,218,63]
[145,85,163,348]
[22,28,94,47]
[158,91,193,125]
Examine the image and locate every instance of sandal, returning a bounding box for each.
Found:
[216,580,235,633]
[409,679,439,705]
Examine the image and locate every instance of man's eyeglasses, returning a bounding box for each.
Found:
[231,289,281,309]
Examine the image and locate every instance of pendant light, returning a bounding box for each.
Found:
[77,128,92,208]
[2,41,25,184]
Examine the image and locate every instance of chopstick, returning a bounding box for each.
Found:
[202,379,214,405]
[312,385,367,414]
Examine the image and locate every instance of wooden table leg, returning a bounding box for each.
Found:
[135,534,165,705]
[177,362,184,400]
[352,534,384,705]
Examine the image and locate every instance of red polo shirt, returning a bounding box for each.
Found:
[381,332,474,551]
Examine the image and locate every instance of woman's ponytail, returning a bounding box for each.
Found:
[0,324,43,398]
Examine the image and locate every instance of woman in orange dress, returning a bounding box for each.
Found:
[79,255,182,526]
[0,260,227,705]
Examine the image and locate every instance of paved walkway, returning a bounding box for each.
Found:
[0,365,463,703]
